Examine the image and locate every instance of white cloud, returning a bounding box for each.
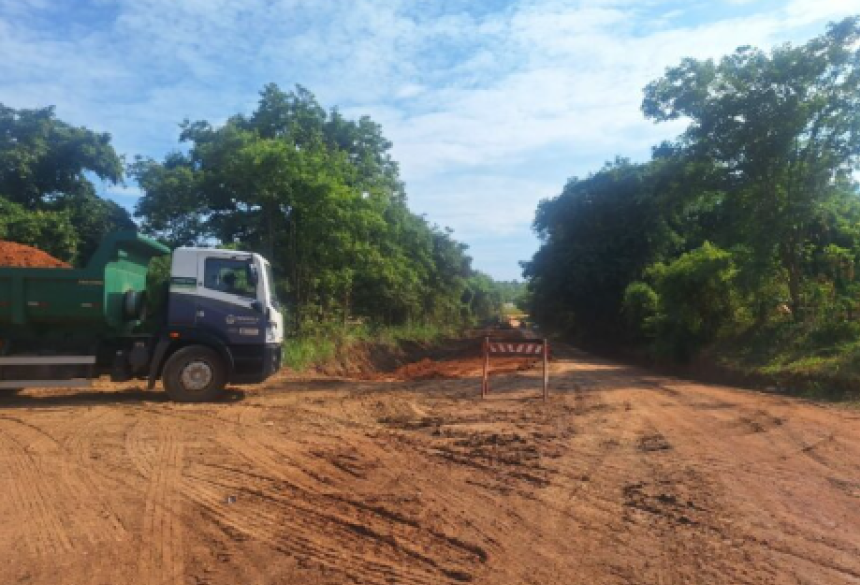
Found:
[394,84,426,99]
[785,0,860,25]
[411,174,559,237]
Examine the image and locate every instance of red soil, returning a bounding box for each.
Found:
[0,241,70,268]
[392,355,537,380]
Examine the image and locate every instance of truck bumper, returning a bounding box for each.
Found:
[230,343,282,384]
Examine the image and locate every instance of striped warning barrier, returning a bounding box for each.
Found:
[482,337,549,401]
[488,342,544,355]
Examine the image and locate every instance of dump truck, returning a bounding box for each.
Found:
[0,232,283,401]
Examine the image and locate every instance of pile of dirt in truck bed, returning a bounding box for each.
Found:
[0,241,70,268]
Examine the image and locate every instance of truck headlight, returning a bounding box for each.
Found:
[266,322,278,343]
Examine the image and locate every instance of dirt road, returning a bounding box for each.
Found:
[1,343,859,585]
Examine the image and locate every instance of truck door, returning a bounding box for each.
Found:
[195,255,265,344]
[168,250,200,326]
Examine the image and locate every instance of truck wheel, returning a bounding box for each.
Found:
[162,346,227,402]
[123,290,147,321]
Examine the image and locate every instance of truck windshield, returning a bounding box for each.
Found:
[264,262,280,308]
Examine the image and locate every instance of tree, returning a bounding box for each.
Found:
[463,274,504,323]
[522,158,681,339]
[643,17,860,316]
[644,243,740,360]
[0,103,133,263]
[131,153,209,248]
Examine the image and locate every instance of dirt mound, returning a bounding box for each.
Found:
[309,330,543,381]
[373,331,543,381]
[0,241,70,268]
[392,355,538,380]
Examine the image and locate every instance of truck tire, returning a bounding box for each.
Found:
[123,290,147,321]
[162,345,227,402]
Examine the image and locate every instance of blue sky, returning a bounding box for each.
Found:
[2,0,859,279]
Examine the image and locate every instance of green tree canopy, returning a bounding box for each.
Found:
[643,17,860,315]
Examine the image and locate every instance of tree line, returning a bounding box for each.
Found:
[524,17,860,361]
[0,86,508,332]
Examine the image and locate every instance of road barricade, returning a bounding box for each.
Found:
[481,337,549,400]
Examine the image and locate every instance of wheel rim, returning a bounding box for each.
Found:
[181,360,213,392]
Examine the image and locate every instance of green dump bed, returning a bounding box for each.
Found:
[0,232,170,339]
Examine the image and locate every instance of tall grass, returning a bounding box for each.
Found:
[711,319,860,403]
[282,321,460,371]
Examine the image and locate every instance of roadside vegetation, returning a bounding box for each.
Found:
[524,17,860,400]
[282,321,460,371]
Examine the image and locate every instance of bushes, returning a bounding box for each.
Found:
[622,281,658,341]
[0,198,78,262]
[625,243,740,360]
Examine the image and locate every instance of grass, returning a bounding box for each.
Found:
[282,321,461,371]
[283,335,339,372]
[709,320,860,404]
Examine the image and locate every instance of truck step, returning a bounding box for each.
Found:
[0,355,96,365]
[0,379,92,389]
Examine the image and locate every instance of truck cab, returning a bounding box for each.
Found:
[149,247,284,400]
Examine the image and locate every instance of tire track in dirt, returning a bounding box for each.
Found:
[623,376,860,584]
[131,421,185,585]
[187,462,471,585]
[202,404,486,584]
[58,409,128,544]
[614,374,845,477]
[0,425,73,556]
[125,417,158,479]
[643,377,851,468]
[561,385,672,582]
[554,360,760,582]
[589,386,740,580]
[183,463,451,585]
[373,379,600,582]
[0,409,132,560]
[626,428,750,583]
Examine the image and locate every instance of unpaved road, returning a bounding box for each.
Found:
[1,344,859,585]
